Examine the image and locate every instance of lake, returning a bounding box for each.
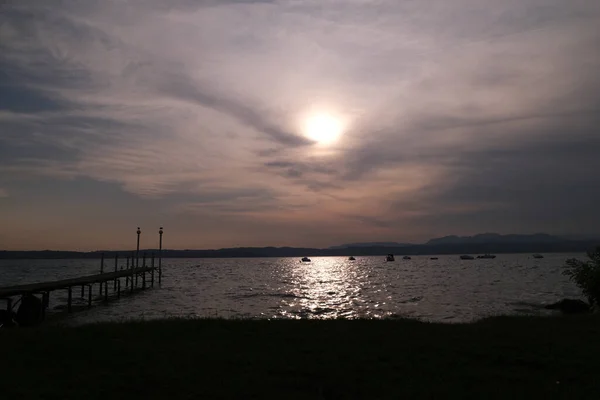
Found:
[0,253,584,324]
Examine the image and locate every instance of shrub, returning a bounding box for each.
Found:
[563,246,600,306]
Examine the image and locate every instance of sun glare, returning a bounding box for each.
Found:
[303,113,344,145]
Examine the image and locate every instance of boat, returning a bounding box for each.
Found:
[430,257,439,260]
[386,254,395,262]
[477,254,496,259]
[301,257,311,262]
[533,254,544,259]
[460,255,475,260]
[348,256,356,261]
[402,256,411,260]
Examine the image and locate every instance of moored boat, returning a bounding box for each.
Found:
[477,254,496,259]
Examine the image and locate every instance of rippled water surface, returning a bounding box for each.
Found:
[0,254,584,324]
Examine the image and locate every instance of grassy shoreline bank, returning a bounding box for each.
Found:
[3,316,600,399]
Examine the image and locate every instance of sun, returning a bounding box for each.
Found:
[303,113,344,145]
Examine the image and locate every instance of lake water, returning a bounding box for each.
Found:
[0,254,585,324]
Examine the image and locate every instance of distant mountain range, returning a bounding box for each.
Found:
[1,233,598,259]
[425,233,565,246]
[329,242,413,249]
[559,234,600,241]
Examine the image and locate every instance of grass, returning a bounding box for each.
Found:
[3,315,600,399]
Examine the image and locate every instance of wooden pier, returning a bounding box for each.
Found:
[0,261,160,320]
[0,227,165,326]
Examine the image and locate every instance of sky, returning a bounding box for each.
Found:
[1,0,600,251]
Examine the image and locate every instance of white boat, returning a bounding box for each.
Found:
[348,256,356,261]
[301,257,311,262]
[460,255,475,260]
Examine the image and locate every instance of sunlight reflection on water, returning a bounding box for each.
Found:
[0,254,583,324]
[282,257,367,319]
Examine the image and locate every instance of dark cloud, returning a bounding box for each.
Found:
[264,161,295,168]
[153,0,276,11]
[159,73,311,147]
[378,121,600,233]
[0,8,113,90]
[0,83,68,114]
[408,109,600,134]
[264,160,336,174]
[262,160,339,186]
[183,187,274,205]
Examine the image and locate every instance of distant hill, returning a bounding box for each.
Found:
[426,233,564,246]
[329,242,413,249]
[560,234,600,241]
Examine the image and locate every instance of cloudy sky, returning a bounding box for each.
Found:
[1,0,599,251]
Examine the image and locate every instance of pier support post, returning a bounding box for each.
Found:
[117,279,121,298]
[104,279,108,301]
[142,253,147,289]
[81,285,84,298]
[114,254,118,291]
[88,285,92,307]
[132,251,136,289]
[125,257,130,286]
[99,252,105,296]
[151,253,155,288]
[67,286,73,313]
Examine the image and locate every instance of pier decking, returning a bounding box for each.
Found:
[0,267,157,298]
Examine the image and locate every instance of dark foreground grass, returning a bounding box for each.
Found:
[3,316,600,399]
